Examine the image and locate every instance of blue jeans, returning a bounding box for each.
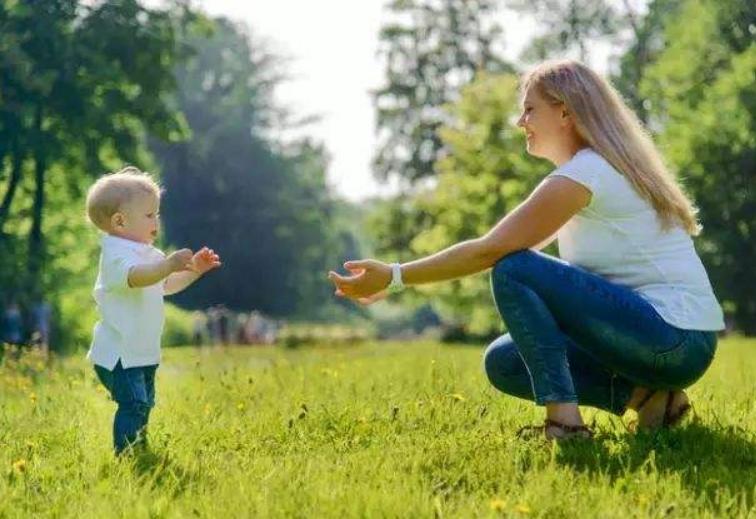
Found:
[484,250,717,415]
[94,361,157,454]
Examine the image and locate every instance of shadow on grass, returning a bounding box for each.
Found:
[125,445,200,496]
[556,421,756,507]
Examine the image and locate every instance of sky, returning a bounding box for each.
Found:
[198,1,612,202]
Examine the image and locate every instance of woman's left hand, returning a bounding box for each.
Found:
[328,259,392,305]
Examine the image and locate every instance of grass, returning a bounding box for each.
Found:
[0,336,754,518]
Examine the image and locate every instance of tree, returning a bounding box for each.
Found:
[508,0,620,63]
[373,0,512,185]
[0,0,186,298]
[0,0,194,349]
[152,17,359,318]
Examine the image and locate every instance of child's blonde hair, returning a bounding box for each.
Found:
[86,166,161,231]
[521,59,700,235]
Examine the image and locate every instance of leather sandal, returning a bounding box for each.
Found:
[517,418,594,441]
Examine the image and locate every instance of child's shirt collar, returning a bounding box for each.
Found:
[102,233,157,254]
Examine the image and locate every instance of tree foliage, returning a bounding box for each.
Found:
[373,0,512,184]
[0,0,189,348]
[151,17,359,319]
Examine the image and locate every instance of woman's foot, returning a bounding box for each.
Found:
[519,402,593,441]
[517,419,593,441]
[634,389,691,430]
[545,419,594,440]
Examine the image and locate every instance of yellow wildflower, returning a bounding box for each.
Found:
[489,498,507,511]
[515,503,531,514]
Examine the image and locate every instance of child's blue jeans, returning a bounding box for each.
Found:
[484,250,717,414]
[94,361,157,454]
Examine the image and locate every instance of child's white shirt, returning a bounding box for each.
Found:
[88,234,165,369]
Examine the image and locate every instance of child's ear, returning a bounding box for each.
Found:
[111,212,125,228]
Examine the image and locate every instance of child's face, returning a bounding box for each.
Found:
[111,192,160,245]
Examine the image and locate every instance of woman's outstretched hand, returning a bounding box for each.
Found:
[328,259,392,305]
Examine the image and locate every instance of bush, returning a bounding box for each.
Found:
[163,304,196,347]
[277,322,374,349]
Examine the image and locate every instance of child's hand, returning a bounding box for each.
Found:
[166,249,194,272]
[190,247,222,274]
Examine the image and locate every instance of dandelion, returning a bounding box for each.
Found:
[489,498,507,511]
[12,459,27,473]
[237,402,245,411]
[515,503,531,514]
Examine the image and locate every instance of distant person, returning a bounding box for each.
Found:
[245,311,264,344]
[85,166,222,455]
[30,300,52,353]
[206,305,221,345]
[2,301,23,345]
[330,60,724,440]
[217,305,230,345]
[236,313,249,344]
[192,311,206,346]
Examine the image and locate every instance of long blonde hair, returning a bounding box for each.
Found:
[521,59,700,235]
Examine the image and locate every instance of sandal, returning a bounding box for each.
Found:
[517,419,594,441]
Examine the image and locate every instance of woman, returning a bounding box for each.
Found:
[328,60,724,440]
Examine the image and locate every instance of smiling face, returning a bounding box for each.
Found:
[516,86,582,166]
[110,192,160,245]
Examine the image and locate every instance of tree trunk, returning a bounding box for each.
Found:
[28,106,46,294]
[0,139,24,235]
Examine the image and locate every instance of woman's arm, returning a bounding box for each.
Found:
[329,176,590,300]
[401,176,590,285]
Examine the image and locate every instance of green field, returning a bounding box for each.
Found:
[1,337,754,518]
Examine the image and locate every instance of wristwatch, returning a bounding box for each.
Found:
[387,263,404,294]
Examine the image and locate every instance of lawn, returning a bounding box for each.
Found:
[1,336,754,518]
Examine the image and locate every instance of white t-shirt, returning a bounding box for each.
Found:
[549,148,724,331]
[88,235,166,369]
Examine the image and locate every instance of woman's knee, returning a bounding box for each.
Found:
[491,250,536,285]
[483,334,528,392]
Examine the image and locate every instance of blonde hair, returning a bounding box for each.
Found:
[521,59,700,235]
[86,166,161,231]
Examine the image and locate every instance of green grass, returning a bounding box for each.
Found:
[1,336,754,518]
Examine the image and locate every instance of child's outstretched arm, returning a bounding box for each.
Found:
[164,247,221,296]
[128,249,194,288]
